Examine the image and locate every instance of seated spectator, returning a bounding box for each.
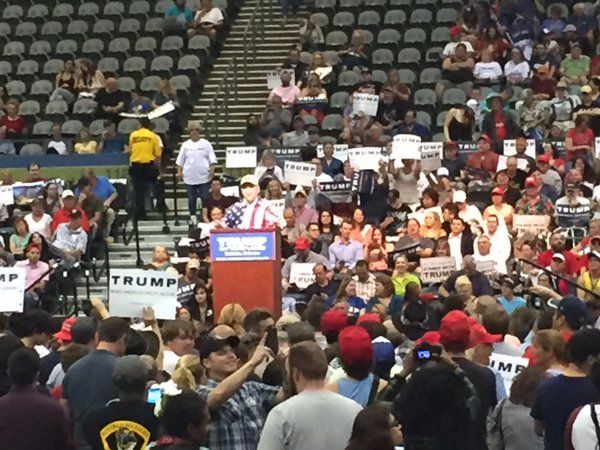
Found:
[73,128,98,155]
[95,78,130,124]
[504,48,530,86]
[514,137,536,171]
[467,135,499,176]
[76,59,105,95]
[299,18,324,51]
[77,177,107,239]
[437,44,475,100]
[52,210,88,264]
[282,237,330,292]
[349,207,373,247]
[515,177,554,216]
[555,182,591,229]
[376,87,408,134]
[320,142,343,178]
[46,123,72,155]
[530,66,557,100]
[519,89,548,140]
[281,48,308,83]
[243,113,261,146]
[530,42,559,78]
[164,0,194,34]
[24,198,53,240]
[0,127,16,155]
[329,218,364,271]
[152,79,179,115]
[50,60,78,104]
[51,190,90,234]
[298,77,328,124]
[201,176,236,223]
[1,101,27,139]
[10,217,31,257]
[395,218,435,259]
[541,5,567,38]
[254,150,285,191]
[473,49,503,88]
[442,26,475,58]
[128,92,151,114]
[299,51,334,89]
[338,30,369,71]
[420,211,447,240]
[25,162,48,183]
[381,69,411,104]
[293,186,318,228]
[476,27,508,61]
[565,115,594,162]
[268,71,301,109]
[560,43,590,86]
[261,95,292,139]
[282,115,308,147]
[482,95,519,141]
[443,106,475,142]
[97,121,126,153]
[281,208,306,249]
[147,245,172,271]
[550,82,579,131]
[188,0,224,41]
[43,182,61,216]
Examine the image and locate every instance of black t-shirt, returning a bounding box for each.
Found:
[301,145,318,162]
[305,279,340,300]
[95,89,130,110]
[0,332,24,397]
[507,169,528,190]
[205,194,237,214]
[531,375,600,450]
[443,157,466,180]
[376,99,407,126]
[83,400,160,450]
[385,203,413,235]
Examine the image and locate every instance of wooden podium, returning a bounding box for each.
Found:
[210,228,282,319]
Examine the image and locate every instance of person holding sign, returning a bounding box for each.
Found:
[281,237,330,292]
[320,142,344,178]
[254,151,285,191]
[224,175,281,229]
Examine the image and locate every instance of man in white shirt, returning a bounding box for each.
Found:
[448,217,467,269]
[442,26,475,57]
[176,123,217,225]
[282,116,309,147]
[474,233,507,275]
[473,49,503,86]
[454,190,484,227]
[52,210,88,267]
[486,215,511,268]
[258,341,362,450]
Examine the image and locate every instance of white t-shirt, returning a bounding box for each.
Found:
[504,61,530,81]
[162,349,181,376]
[442,41,475,57]
[24,213,53,239]
[570,404,600,450]
[459,204,484,226]
[47,139,68,155]
[195,7,223,24]
[176,138,218,185]
[474,61,503,80]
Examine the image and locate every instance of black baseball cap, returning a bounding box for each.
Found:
[548,296,591,330]
[199,335,240,360]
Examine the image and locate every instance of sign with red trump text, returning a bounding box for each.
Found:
[0,268,25,313]
[109,270,179,320]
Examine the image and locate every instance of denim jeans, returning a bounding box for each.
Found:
[185,182,210,216]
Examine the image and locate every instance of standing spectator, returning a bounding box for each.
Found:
[15,243,50,311]
[95,78,129,124]
[83,355,159,450]
[467,135,499,175]
[1,101,27,139]
[443,106,475,142]
[128,118,162,220]
[62,318,130,450]
[560,43,590,86]
[269,71,301,108]
[474,49,503,88]
[188,0,224,42]
[531,329,600,450]
[258,341,361,450]
[281,48,308,82]
[176,123,217,225]
[152,79,179,119]
[0,348,73,450]
[97,121,127,154]
[293,187,318,227]
[50,60,78,104]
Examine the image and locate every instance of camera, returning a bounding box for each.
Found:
[413,342,442,365]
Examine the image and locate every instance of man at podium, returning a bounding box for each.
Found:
[224,175,281,229]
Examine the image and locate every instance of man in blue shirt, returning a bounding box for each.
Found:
[393,110,431,141]
[328,218,364,271]
[497,277,527,315]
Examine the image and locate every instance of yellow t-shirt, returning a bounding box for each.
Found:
[74,141,98,154]
[129,128,162,163]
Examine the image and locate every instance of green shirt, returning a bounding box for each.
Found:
[560,55,590,77]
[391,273,421,296]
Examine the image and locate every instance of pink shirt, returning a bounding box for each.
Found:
[15,260,50,290]
[294,206,318,227]
[269,84,301,107]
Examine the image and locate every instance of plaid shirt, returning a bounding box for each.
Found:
[197,379,279,450]
[352,273,377,301]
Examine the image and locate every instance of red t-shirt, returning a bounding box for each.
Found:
[1,115,27,137]
[494,112,507,140]
[51,207,90,233]
[591,55,600,76]
[531,77,557,99]
[566,127,595,160]
[538,249,578,275]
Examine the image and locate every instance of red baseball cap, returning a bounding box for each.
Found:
[416,331,441,346]
[294,237,310,251]
[439,310,471,347]
[525,176,538,187]
[339,326,373,366]
[491,187,505,196]
[478,134,492,143]
[469,323,502,347]
[450,25,462,37]
[53,317,77,343]
[356,313,382,325]
[320,310,348,335]
[537,154,551,164]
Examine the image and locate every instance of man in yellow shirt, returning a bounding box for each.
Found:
[128,118,162,219]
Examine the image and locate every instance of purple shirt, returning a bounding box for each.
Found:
[14,260,50,289]
[294,206,319,227]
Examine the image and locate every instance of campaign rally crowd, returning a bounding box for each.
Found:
[7,0,600,450]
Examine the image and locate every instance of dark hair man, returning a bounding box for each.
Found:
[156,391,210,449]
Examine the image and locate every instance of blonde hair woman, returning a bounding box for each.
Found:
[217,303,247,337]
[420,211,447,240]
[172,354,205,390]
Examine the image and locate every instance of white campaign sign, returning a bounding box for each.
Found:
[476,260,496,276]
[109,269,179,320]
[489,353,529,392]
[268,198,286,218]
[220,185,240,198]
[512,215,549,236]
[0,185,13,206]
[316,144,349,161]
[0,268,25,313]
[503,139,536,159]
[225,146,258,168]
[289,263,316,289]
[419,142,443,172]
[391,134,421,161]
[420,257,457,283]
[352,93,379,116]
[284,161,317,187]
[348,147,384,171]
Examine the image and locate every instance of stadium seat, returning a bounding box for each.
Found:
[300,52,313,65]
[44,100,69,121]
[358,10,381,32]
[436,111,446,129]
[332,12,355,31]
[78,3,100,22]
[61,120,84,135]
[371,48,394,70]
[52,4,75,25]
[5,80,26,97]
[134,37,157,59]
[26,4,49,25]
[376,29,401,51]
[170,74,192,95]
[103,2,126,22]
[140,76,161,95]
[397,48,422,68]
[116,77,136,92]
[15,22,37,45]
[323,51,340,66]
[155,0,172,15]
[188,35,211,61]
[81,39,105,61]
[187,0,201,10]
[337,70,360,91]
[339,0,361,14]
[152,118,170,134]
[129,1,151,22]
[329,91,349,112]
[442,88,467,106]
[436,8,459,25]
[372,69,387,84]
[425,47,443,65]
[409,9,433,27]
[66,20,89,42]
[92,20,115,41]
[177,55,201,77]
[0,23,11,44]
[32,121,54,136]
[413,88,437,109]
[119,19,142,41]
[404,29,428,50]
[314,0,336,18]
[398,68,416,86]
[98,57,120,75]
[19,144,45,156]
[416,110,432,129]
[89,119,105,136]
[29,80,53,103]
[416,0,437,12]
[325,31,348,49]
[144,18,166,42]
[361,30,374,46]
[19,100,41,119]
[123,56,147,79]
[40,21,63,45]
[28,41,52,64]
[383,10,406,28]
[2,5,24,24]
[108,38,131,59]
[43,59,64,76]
[0,60,12,83]
[419,68,442,86]
[118,119,139,135]
[321,114,343,133]
[389,0,412,11]
[72,98,96,121]
[364,0,386,15]
[161,36,185,59]
[55,40,78,60]
[150,56,174,78]
[310,13,329,28]
[2,42,26,64]
[431,27,451,46]
[16,60,38,81]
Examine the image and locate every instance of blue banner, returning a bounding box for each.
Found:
[210,231,276,261]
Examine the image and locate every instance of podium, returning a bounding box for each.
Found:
[210,228,282,319]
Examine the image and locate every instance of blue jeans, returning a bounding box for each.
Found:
[185,182,210,216]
